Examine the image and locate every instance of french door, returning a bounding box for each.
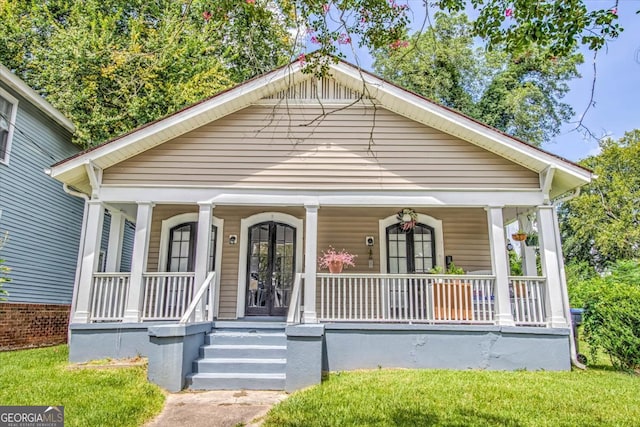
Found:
[246,221,296,316]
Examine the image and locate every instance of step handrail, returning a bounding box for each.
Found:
[286,273,304,324]
[179,271,216,324]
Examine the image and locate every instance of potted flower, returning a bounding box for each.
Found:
[511,229,527,241]
[318,247,357,273]
[525,232,538,247]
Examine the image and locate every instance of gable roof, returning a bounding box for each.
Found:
[49,57,591,198]
[0,64,75,133]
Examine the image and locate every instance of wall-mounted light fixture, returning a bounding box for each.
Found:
[228,234,238,245]
[365,236,374,246]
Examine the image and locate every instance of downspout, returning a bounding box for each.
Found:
[62,183,90,341]
[552,188,586,370]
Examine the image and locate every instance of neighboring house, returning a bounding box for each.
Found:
[0,65,134,350]
[49,58,592,392]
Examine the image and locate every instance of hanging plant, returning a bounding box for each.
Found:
[397,208,417,232]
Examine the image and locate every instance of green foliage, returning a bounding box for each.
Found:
[564,260,598,308]
[0,0,293,147]
[373,13,581,147]
[559,130,640,270]
[436,0,623,56]
[508,248,523,276]
[264,368,640,426]
[0,346,165,426]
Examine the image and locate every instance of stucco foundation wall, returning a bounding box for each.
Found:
[323,324,571,371]
[68,322,171,363]
[0,303,70,350]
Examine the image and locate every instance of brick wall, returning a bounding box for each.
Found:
[0,303,71,350]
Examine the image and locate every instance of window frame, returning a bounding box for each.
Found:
[386,222,436,274]
[0,87,19,165]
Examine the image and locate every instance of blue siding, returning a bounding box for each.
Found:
[0,81,83,304]
[121,220,134,272]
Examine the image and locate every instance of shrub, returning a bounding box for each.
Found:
[582,260,640,371]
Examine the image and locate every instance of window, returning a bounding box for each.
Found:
[166,221,218,272]
[386,223,435,273]
[0,89,18,164]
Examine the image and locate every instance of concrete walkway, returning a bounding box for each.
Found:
[144,390,289,427]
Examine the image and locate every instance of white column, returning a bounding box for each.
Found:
[303,204,319,323]
[105,210,125,272]
[123,202,154,323]
[486,206,515,326]
[72,200,104,323]
[537,205,568,328]
[194,203,214,321]
[517,213,537,276]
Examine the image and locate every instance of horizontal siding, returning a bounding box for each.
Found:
[103,105,540,189]
[0,82,83,304]
[143,205,491,319]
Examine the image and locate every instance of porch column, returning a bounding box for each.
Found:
[194,202,214,320]
[303,204,319,323]
[537,205,568,328]
[123,202,154,323]
[105,209,125,272]
[486,206,515,326]
[72,200,105,323]
[517,213,537,276]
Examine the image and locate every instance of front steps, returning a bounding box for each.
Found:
[187,321,287,390]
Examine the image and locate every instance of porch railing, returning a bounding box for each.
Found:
[179,272,216,324]
[318,274,496,323]
[90,273,130,321]
[142,272,196,320]
[509,276,546,326]
[286,273,304,324]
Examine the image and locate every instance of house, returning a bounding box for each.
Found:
[48,58,591,392]
[0,64,134,350]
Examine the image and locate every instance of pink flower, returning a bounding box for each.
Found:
[611,7,617,15]
[389,39,409,49]
[322,3,330,14]
[246,0,255,3]
[505,8,513,17]
[202,11,212,21]
[310,35,320,44]
[338,33,351,45]
[318,247,357,270]
[297,53,306,65]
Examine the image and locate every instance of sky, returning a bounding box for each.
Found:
[336,0,640,163]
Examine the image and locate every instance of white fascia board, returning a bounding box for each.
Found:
[330,62,591,185]
[0,64,75,133]
[50,62,308,181]
[97,185,545,207]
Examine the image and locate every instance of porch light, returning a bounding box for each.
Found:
[228,234,237,245]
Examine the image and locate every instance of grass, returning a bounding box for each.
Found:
[264,368,640,426]
[0,345,165,427]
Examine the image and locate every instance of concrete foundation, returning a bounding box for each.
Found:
[285,324,325,392]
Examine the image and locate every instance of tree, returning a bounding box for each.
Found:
[373,13,581,147]
[559,130,640,270]
[0,0,294,147]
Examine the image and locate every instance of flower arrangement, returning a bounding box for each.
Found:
[397,208,417,231]
[318,246,357,273]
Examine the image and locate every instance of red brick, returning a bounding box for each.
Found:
[0,303,71,351]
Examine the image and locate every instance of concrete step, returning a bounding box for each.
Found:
[205,331,286,346]
[194,357,286,374]
[200,344,287,359]
[187,372,286,391]
[212,321,286,331]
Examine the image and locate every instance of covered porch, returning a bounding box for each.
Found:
[73,198,569,331]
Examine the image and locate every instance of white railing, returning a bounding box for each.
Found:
[318,274,495,323]
[286,273,304,324]
[142,272,196,320]
[179,272,216,324]
[90,273,130,321]
[509,276,546,326]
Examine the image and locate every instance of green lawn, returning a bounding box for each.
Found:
[0,345,165,427]
[264,368,640,427]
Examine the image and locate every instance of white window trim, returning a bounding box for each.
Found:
[378,213,445,274]
[158,212,224,274]
[0,87,19,165]
[236,212,303,319]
